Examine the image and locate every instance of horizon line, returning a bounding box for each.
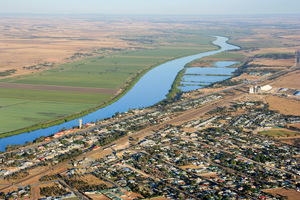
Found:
[1,13,300,17]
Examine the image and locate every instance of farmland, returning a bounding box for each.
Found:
[0,16,219,135]
[1,40,215,89]
[0,97,95,133]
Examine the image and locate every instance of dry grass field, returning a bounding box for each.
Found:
[0,16,202,79]
[289,123,300,129]
[249,58,294,67]
[259,128,300,138]
[263,188,300,200]
[265,95,300,116]
[86,194,110,200]
[0,17,135,78]
[272,71,300,89]
[80,174,114,187]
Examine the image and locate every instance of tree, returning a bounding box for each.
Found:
[179,193,185,200]
[60,127,67,132]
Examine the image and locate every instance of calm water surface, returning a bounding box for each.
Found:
[0,36,239,151]
[179,61,238,92]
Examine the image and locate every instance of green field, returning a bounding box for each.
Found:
[207,52,245,60]
[1,37,216,89]
[259,129,300,138]
[0,97,96,133]
[0,88,112,104]
[0,34,218,134]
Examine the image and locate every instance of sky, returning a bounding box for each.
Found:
[1,0,300,15]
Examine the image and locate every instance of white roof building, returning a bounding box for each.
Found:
[261,85,272,91]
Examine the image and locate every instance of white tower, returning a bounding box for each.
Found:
[79,119,82,129]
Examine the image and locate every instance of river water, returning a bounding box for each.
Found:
[0,36,239,151]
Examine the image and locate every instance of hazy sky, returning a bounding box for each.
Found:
[1,0,299,15]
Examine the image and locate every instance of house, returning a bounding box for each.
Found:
[92,145,100,150]
[0,169,10,176]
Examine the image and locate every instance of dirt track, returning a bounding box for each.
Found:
[0,82,118,94]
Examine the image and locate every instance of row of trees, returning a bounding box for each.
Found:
[56,149,83,163]
[4,171,29,180]
[0,69,17,76]
[40,184,68,197]
[96,130,127,147]
[39,174,62,182]
[254,53,294,59]
[63,177,107,191]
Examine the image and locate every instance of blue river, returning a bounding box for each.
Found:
[0,36,239,151]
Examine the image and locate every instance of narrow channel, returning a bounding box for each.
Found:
[0,36,240,151]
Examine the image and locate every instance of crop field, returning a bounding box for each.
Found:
[1,36,216,89]
[0,87,113,133]
[0,83,118,94]
[0,88,112,104]
[205,52,245,60]
[0,86,112,133]
[0,97,96,133]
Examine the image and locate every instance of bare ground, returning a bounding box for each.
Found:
[289,123,300,129]
[265,95,300,116]
[272,71,300,89]
[80,174,114,187]
[249,58,294,67]
[262,188,300,200]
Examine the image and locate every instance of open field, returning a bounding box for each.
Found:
[179,164,200,170]
[204,52,245,61]
[263,188,300,200]
[86,194,110,200]
[0,88,111,104]
[0,16,149,78]
[272,70,300,89]
[80,174,114,187]
[289,123,300,129]
[1,37,216,89]
[0,82,118,94]
[265,95,300,116]
[259,128,300,138]
[249,58,294,67]
[0,96,98,133]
